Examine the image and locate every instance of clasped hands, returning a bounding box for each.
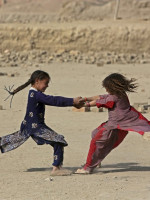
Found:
[73,97,86,109]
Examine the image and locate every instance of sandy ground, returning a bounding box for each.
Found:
[1,1,150,199]
[0,63,150,200]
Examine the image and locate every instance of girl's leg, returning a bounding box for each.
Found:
[51,143,72,176]
[52,143,64,171]
[0,130,30,153]
[113,129,128,149]
[76,128,128,174]
[84,128,118,173]
[31,135,70,175]
[31,135,64,169]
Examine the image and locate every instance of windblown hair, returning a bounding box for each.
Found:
[12,70,50,95]
[102,73,138,97]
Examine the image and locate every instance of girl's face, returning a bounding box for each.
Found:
[33,78,50,92]
[105,87,110,94]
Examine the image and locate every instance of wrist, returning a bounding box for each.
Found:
[73,98,75,105]
[85,102,90,107]
[84,97,87,102]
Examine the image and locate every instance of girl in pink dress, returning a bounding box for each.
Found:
[76,73,150,174]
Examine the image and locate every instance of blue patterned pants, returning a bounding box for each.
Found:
[0,130,65,167]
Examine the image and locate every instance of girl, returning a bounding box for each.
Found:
[0,70,82,175]
[76,73,150,174]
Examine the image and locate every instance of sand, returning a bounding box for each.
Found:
[0,63,150,200]
[1,0,150,199]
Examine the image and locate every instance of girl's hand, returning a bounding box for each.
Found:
[73,97,84,108]
[79,98,86,103]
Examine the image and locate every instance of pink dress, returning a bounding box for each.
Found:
[84,94,150,172]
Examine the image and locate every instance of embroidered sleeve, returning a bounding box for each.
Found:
[36,92,73,107]
[96,94,116,109]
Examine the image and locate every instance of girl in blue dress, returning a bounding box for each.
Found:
[0,70,82,174]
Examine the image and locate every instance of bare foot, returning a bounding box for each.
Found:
[52,166,60,172]
[75,168,90,174]
[81,163,101,168]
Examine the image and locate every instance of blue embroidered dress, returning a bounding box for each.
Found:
[0,88,73,153]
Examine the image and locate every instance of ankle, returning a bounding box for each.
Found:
[52,166,60,171]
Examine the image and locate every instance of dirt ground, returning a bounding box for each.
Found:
[1,0,150,200]
[0,63,150,200]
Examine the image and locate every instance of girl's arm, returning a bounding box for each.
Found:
[78,96,100,107]
[36,92,82,107]
[84,100,97,107]
[96,95,116,109]
[80,94,116,109]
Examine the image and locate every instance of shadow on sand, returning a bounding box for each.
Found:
[25,167,79,172]
[101,162,150,174]
[25,162,150,174]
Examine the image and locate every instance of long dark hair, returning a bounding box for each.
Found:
[12,70,50,95]
[102,73,138,97]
